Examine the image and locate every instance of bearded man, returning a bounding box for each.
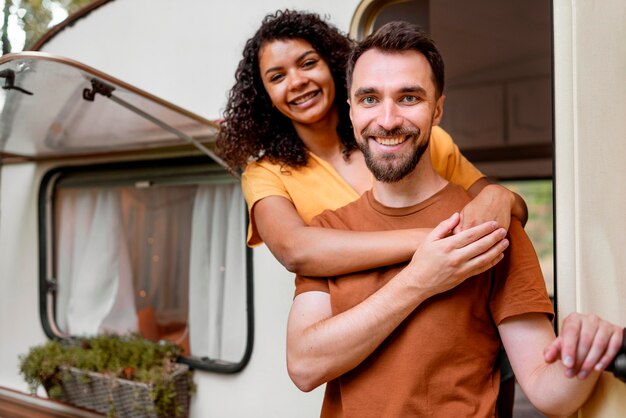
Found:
[285,21,623,418]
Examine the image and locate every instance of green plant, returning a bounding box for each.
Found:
[19,334,194,417]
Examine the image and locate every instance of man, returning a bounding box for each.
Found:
[286,21,623,417]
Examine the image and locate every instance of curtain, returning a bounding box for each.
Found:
[120,187,195,324]
[56,188,138,335]
[188,183,247,362]
[55,180,248,362]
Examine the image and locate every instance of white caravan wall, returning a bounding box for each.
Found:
[0,163,46,392]
[554,0,626,416]
[39,0,362,120]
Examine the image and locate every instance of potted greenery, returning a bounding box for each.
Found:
[19,334,194,418]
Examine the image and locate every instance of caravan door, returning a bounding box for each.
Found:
[553,0,626,415]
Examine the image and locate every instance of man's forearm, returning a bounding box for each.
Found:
[287,272,429,392]
[521,361,600,416]
[501,313,623,416]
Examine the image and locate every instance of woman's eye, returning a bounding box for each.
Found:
[269,73,284,83]
[302,59,317,68]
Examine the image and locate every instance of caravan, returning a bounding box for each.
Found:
[1,0,625,416]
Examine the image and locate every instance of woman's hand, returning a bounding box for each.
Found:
[455,179,528,234]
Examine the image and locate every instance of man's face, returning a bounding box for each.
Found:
[349,49,444,183]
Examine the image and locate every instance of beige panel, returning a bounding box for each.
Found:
[554,0,626,416]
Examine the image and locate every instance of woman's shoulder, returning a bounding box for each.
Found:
[244,157,282,173]
[429,126,454,148]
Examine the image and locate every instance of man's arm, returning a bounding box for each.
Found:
[499,312,623,416]
[287,215,509,391]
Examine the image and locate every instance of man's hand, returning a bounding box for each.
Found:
[544,312,624,379]
[403,212,509,299]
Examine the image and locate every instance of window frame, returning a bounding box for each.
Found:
[37,156,254,373]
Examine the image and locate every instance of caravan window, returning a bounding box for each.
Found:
[39,157,252,372]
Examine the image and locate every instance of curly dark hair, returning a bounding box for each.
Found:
[216,9,357,170]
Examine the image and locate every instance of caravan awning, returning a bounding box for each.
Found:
[0,52,224,165]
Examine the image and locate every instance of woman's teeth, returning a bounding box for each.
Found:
[292,91,318,105]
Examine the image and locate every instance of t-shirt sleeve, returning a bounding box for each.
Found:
[490,219,554,325]
[241,161,292,247]
[294,274,330,298]
[429,126,486,190]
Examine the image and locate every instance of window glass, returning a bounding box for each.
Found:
[500,179,554,296]
[42,159,251,371]
[0,56,219,159]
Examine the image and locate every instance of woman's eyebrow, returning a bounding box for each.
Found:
[264,50,317,76]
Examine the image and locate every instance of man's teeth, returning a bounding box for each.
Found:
[292,91,317,104]
[377,137,406,146]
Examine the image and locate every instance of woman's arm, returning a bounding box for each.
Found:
[254,184,526,277]
[428,127,528,231]
[254,195,429,277]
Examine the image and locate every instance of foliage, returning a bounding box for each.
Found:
[19,334,194,417]
[2,0,97,55]
[501,179,554,293]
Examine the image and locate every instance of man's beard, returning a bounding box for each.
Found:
[357,127,430,183]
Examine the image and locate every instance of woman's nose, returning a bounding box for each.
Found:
[288,70,308,90]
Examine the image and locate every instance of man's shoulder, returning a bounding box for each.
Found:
[430,182,473,213]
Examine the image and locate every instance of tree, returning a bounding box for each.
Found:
[1,0,96,55]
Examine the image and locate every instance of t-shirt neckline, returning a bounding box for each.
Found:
[365,182,454,217]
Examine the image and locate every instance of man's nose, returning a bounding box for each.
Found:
[377,100,403,131]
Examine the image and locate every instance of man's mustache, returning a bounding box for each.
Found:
[360,127,420,138]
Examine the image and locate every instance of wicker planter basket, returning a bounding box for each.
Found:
[51,364,191,418]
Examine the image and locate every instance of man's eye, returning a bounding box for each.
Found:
[401,95,419,103]
[361,97,377,105]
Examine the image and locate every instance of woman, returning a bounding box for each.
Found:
[217,9,526,277]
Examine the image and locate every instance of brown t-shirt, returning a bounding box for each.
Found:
[295,183,554,418]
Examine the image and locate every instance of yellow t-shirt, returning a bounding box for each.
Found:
[241,126,484,246]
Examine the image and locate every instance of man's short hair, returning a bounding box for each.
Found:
[347,21,445,97]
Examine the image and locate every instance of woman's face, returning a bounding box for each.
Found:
[258,38,336,128]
